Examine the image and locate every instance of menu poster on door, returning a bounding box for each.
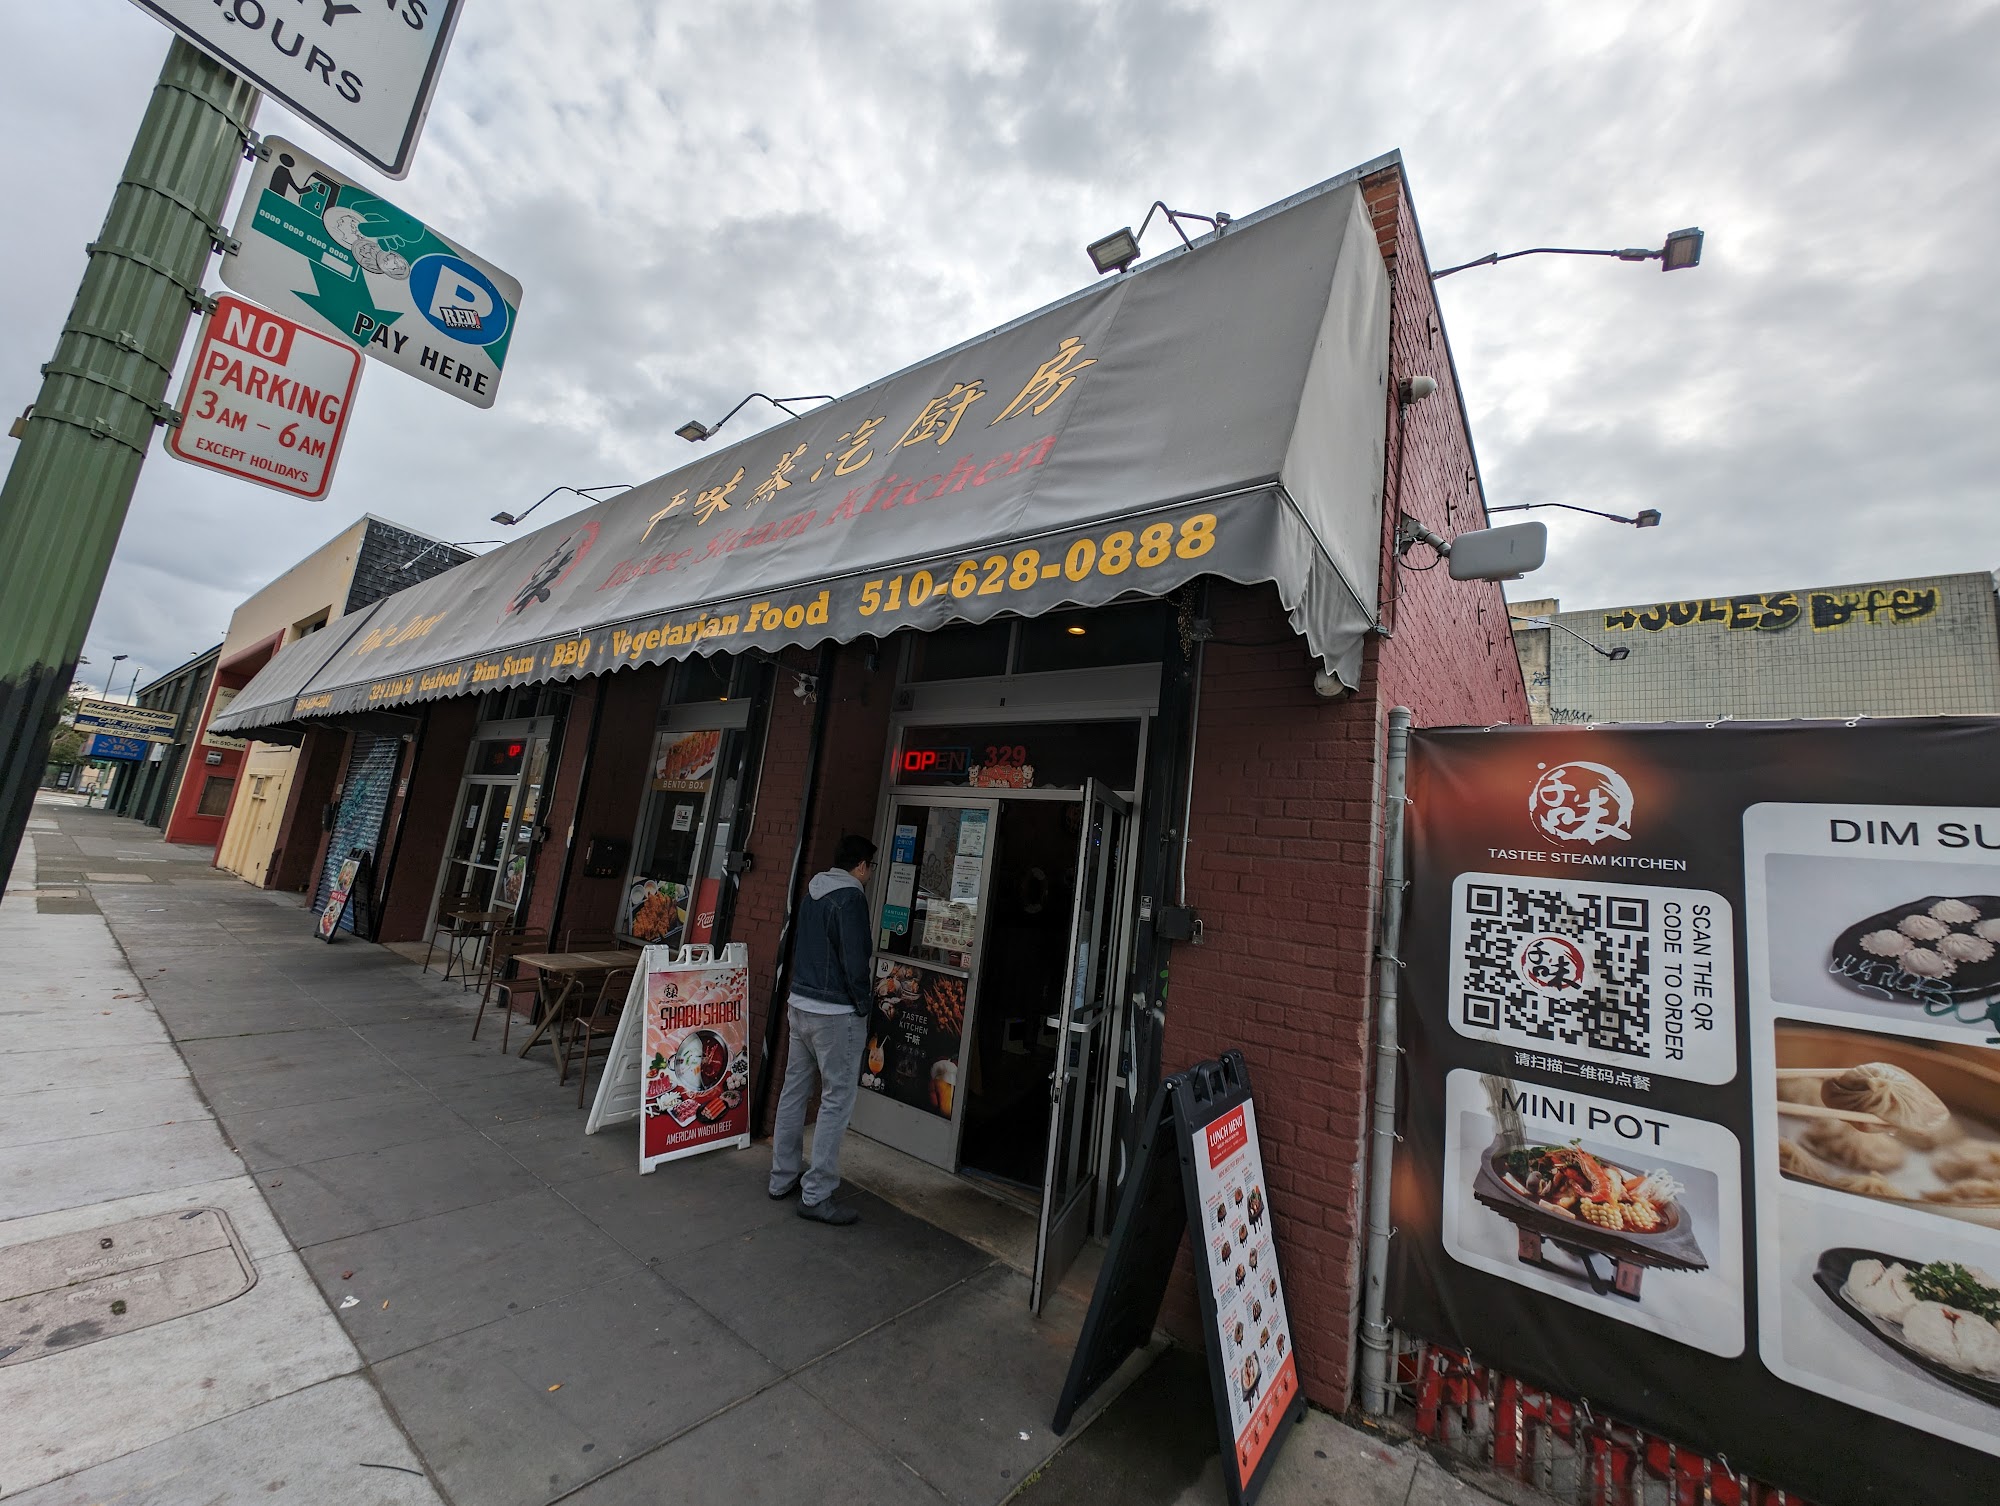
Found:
[316,855,362,940]
[653,728,721,792]
[861,958,965,1120]
[1193,1099,1299,1490]
[641,960,751,1168]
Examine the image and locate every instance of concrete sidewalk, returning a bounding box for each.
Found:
[7,798,1515,1506]
[2,800,438,1504]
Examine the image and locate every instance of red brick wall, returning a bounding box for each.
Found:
[1364,167,1531,727]
[376,699,478,942]
[1156,167,1527,1415]
[729,644,896,1093]
[541,665,668,943]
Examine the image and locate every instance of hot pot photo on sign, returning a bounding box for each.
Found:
[645,1028,741,1127]
[1775,1026,2000,1228]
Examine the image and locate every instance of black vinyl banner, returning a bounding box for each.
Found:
[1390,720,2000,1506]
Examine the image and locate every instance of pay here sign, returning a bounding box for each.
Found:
[167,295,361,499]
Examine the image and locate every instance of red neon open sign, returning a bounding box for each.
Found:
[900,746,972,776]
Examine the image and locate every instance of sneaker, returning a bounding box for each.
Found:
[768,1179,800,1200]
[797,1198,859,1226]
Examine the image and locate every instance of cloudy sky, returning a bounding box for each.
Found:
[4,1,1996,692]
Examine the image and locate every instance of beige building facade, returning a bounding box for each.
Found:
[1510,570,2000,724]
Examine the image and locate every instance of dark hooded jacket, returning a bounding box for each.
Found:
[790,867,872,1014]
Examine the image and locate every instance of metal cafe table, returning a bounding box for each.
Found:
[508,950,633,1062]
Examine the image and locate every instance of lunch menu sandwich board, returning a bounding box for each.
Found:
[1053,1051,1302,1506]
[584,944,752,1171]
[1391,719,2000,1506]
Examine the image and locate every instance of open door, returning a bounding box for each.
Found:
[1031,779,1133,1312]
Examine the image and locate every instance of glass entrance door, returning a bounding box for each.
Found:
[850,796,999,1170]
[1031,779,1133,1312]
[431,724,552,935]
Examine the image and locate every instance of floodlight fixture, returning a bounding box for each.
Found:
[674,392,836,443]
[492,482,634,526]
[1395,516,1547,582]
[1431,226,1706,280]
[1488,502,1664,529]
[1086,202,1231,276]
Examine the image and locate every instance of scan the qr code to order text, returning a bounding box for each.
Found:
[1446,873,1738,1085]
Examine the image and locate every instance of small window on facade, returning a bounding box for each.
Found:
[1015,600,1170,674]
[196,776,236,817]
[670,653,738,704]
[907,620,1013,682]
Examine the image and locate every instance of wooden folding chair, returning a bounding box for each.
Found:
[472,927,550,1046]
[562,966,635,1103]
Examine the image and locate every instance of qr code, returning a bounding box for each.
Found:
[1458,882,1651,1056]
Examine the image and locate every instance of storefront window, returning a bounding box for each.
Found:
[1015,600,1170,673]
[894,720,1141,791]
[621,725,742,945]
[196,775,235,817]
[907,621,1012,682]
[669,653,739,705]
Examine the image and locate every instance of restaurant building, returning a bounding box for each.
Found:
[212,153,1529,1408]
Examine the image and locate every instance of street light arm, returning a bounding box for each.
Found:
[492,482,633,527]
[1511,615,1631,663]
[1432,245,1658,279]
[1487,502,1656,527]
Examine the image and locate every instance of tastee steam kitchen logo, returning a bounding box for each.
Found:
[1515,933,1591,996]
[1530,762,1634,845]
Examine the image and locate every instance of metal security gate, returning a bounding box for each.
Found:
[313,733,402,936]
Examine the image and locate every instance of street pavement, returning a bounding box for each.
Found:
[4,796,1512,1506]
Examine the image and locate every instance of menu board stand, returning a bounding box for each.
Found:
[316,850,373,942]
[1052,1050,1302,1506]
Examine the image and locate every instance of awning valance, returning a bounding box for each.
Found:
[214,170,1390,736]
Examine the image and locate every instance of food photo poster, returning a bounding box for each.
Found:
[1390,723,2000,1506]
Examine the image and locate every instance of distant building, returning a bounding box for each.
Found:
[1510,570,2000,724]
[157,517,474,882]
[108,646,222,827]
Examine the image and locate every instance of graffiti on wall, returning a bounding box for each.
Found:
[1602,586,1939,635]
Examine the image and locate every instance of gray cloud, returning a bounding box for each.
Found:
[1,0,1994,690]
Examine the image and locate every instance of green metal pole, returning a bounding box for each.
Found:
[0,39,258,899]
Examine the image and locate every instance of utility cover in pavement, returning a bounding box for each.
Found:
[0,1209,256,1366]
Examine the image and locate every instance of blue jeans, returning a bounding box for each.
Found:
[769,1009,867,1206]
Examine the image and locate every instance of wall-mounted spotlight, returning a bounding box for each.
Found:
[1398,375,1438,405]
[493,483,633,527]
[1087,202,1232,275]
[675,392,835,443]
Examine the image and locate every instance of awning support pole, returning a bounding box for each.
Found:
[750,641,838,1138]
[1359,704,1412,1415]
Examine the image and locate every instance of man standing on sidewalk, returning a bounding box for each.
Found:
[770,833,876,1225]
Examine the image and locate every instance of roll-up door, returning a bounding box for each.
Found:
[313,733,402,936]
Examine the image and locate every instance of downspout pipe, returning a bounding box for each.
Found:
[1359,705,1413,1415]
[751,641,838,1137]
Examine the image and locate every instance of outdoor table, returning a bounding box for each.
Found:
[510,949,634,1060]
[440,907,513,985]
